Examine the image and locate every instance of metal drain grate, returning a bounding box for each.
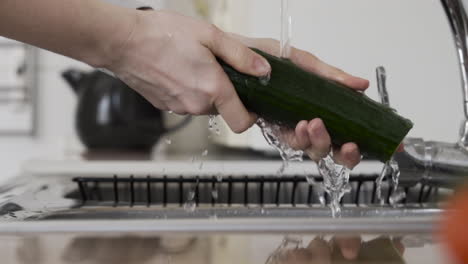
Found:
[67,174,443,207]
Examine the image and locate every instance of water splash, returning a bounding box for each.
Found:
[259,73,271,86]
[208,115,221,135]
[183,191,196,213]
[256,118,303,174]
[375,66,403,206]
[389,189,406,206]
[211,189,219,200]
[376,159,403,206]
[216,174,223,182]
[318,154,351,218]
[184,179,199,212]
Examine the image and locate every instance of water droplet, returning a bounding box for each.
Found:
[208,115,221,136]
[305,175,316,185]
[216,174,223,182]
[168,111,174,114]
[165,138,172,145]
[188,191,195,200]
[183,200,196,212]
[202,150,208,156]
[211,189,218,200]
[389,189,406,206]
[184,190,197,213]
[259,73,271,86]
[210,214,218,220]
[318,195,326,206]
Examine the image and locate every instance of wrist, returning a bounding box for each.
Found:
[82,4,139,69]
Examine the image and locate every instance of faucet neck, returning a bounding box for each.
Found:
[441,0,468,147]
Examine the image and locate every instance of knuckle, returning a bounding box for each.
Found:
[207,24,224,45]
[234,119,253,134]
[185,101,210,115]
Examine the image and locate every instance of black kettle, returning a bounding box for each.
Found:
[62,69,190,152]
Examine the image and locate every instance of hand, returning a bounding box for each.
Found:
[230,34,370,168]
[107,10,271,133]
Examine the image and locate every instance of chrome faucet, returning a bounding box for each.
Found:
[442,0,468,149]
[391,0,468,188]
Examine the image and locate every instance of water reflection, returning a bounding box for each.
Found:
[10,234,441,264]
[266,236,405,264]
[62,236,197,264]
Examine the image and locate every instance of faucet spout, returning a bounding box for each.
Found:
[441,0,468,148]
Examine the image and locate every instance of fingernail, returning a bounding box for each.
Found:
[313,121,325,138]
[254,57,271,75]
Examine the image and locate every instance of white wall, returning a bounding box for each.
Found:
[0,0,463,181]
[0,51,89,180]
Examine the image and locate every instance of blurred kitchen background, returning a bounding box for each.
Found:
[0,0,461,181]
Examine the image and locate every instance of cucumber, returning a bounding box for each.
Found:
[218,48,413,162]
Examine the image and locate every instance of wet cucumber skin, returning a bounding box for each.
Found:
[218,48,413,162]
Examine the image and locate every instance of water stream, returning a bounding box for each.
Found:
[280,0,293,58]
[375,67,405,206]
[257,118,303,174]
[255,0,351,218]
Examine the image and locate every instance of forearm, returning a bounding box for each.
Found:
[0,0,136,67]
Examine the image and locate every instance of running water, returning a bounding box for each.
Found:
[375,67,405,205]
[256,118,303,174]
[318,155,351,217]
[255,0,302,174]
[184,178,199,212]
[259,0,350,216]
[377,159,405,205]
[280,0,292,58]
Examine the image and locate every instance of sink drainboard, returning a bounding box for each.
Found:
[67,174,445,208]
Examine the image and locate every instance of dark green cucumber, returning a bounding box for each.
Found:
[218,48,413,162]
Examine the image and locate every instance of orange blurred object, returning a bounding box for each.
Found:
[439,184,468,264]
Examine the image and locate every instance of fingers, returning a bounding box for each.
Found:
[203,26,271,77]
[229,34,370,91]
[304,119,331,162]
[212,66,257,133]
[333,143,362,169]
[333,236,362,260]
[289,49,369,91]
[287,120,310,150]
[286,119,361,168]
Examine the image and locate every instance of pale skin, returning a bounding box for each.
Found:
[0,0,370,168]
